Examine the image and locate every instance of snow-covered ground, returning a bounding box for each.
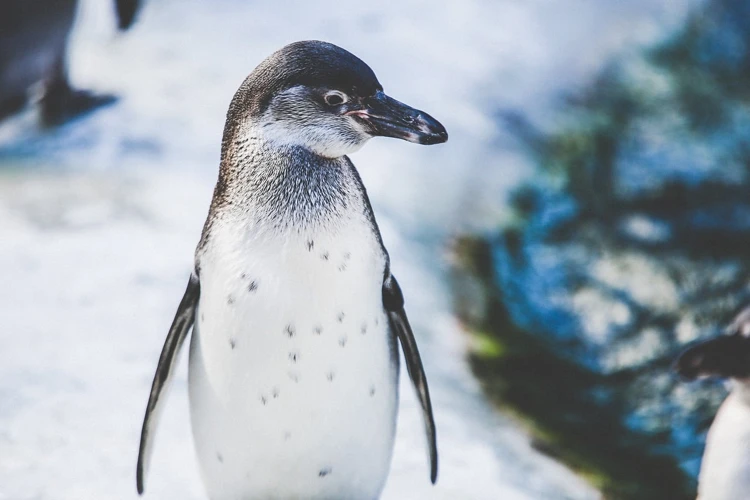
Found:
[0,1,695,498]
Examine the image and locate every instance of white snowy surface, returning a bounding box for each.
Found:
[0,0,695,498]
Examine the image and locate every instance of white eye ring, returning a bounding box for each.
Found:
[324,91,347,106]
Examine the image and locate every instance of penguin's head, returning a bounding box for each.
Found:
[227,40,448,158]
[674,307,750,381]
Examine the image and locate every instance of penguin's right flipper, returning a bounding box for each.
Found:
[136,275,200,495]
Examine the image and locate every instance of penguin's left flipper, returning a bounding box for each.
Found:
[383,273,438,484]
[136,274,200,495]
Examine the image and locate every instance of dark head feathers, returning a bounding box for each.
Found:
[220,41,382,159]
[241,41,381,115]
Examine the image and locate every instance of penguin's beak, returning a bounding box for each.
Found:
[347,91,448,145]
[672,334,750,381]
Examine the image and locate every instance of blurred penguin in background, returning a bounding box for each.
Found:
[0,0,141,126]
[675,307,750,500]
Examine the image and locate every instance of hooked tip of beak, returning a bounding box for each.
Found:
[417,118,449,145]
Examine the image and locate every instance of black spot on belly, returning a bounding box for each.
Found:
[240,272,247,279]
[289,351,299,363]
[343,252,351,261]
[319,467,332,478]
[321,251,329,261]
[361,322,368,335]
[229,338,236,350]
[337,263,347,272]
[374,317,380,326]
[217,452,224,464]
[285,324,296,338]
[272,387,280,398]
[339,336,348,347]
[201,313,205,323]
[260,395,268,405]
[227,294,235,305]
[288,371,300,383]
[313,325,323,335]
[248,280,258,293]
[337,312,345,323]
[370,386,376,397]
[307,240,314,251]
[326,371,335,381]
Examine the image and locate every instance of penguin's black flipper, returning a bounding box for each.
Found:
[114,0,141,30]
[136,275,200,495]
[383,273,438,484]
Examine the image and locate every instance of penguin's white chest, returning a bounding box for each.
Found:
[188,220,398,500]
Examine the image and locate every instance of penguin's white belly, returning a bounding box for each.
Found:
[188,226,398,500]
[698,393,750,500]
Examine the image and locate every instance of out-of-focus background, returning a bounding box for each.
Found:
[1,0,746,498]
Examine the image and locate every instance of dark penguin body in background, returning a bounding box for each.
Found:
[675,307,750,500]
[0,0,141,125]
[136,41,447,499]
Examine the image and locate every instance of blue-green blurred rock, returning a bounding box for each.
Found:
[452,0,750,498]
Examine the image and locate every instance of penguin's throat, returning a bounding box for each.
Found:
[218,141,358,232]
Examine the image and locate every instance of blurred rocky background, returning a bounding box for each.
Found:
[451,0,750,498]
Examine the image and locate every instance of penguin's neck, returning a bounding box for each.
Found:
[213,126,361,234]
[195,124,381,276]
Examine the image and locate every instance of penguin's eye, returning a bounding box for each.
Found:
[324,91,347,106]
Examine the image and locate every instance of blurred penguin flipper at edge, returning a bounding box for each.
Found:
[0,0,143,127]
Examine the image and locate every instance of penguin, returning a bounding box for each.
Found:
[136,41,447,499]
[0,0,141,125]
[674,307,750,500]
